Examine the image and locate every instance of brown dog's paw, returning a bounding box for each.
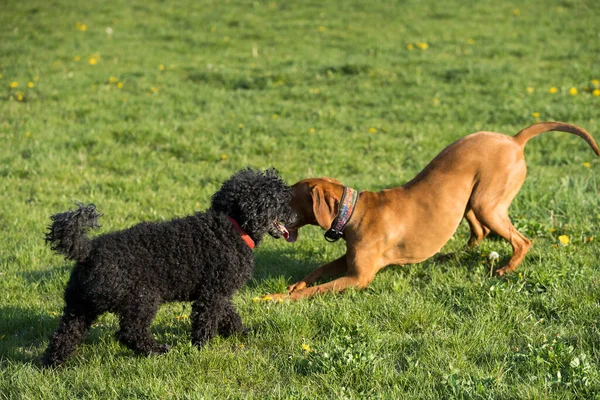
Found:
[264,293,288,302]
[494,265,515,277]
[287,281,307,293]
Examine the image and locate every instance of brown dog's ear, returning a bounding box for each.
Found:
[310,185,339,230]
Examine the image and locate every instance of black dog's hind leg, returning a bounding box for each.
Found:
[217,301,246,338]
[42,306,98,367]
[116,299,169,356]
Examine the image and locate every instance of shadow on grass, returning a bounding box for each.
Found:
[0,305,58,364]
[249,246,322,289]
[17,264,72,284]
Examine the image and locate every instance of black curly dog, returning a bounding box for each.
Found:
[42,168,294,367]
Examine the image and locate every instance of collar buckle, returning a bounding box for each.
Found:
[324,228,343,242]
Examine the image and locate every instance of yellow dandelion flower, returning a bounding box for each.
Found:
[432,97,440,105]
[549,227,556,233]
[89,57,98,65]
[532,112,540,118]
[27,81,35,88]
[116,82,124,89]
[406,43,414,50]
[221,153,227,160]
[590,236,594,242]
[272,114,279,119]
[416,42,429,50]
[238,123,244,128]
[526,87,534,94]
[593,89,600,97]
[592,79,599,86]
[75,22,88,31]
[9,81,18,88]
[108,76,118,83]
[548,87,558,94]
[301,343,312,352]
[73,55,81,62]
[16,93,24,101]
[317,26,326,32]
[252,297,261,302]
[558,235,570,245]
[150,87,159,93]
[467,38,475,45]
[308,127,316,134]
[512,9,520,16]
[25,132,31,138]
[583,162,591,168]
[262,295,273,301]
[158,64,166,71]
[569,87,578,96]
[368,127,377,133]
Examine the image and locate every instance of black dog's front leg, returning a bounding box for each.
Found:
[190,296,225,347]
[217,301,246,338]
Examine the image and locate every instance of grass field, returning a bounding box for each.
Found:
[1,0,600,398]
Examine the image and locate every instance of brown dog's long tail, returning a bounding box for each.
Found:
[513,121,600,156]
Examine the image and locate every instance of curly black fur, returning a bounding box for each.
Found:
[42,168,293,367]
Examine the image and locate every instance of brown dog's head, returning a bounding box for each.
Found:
[285,177,345,242]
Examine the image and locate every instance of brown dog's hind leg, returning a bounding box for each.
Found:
[475,210,531,276]
[465,209,490,248]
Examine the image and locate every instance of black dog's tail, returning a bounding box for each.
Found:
[45,202,102,262]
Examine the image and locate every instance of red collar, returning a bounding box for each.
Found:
[228,217,255,250]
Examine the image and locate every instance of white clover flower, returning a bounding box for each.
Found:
[105,27,113,35]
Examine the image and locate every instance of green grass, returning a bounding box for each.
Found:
[1,0,600,398]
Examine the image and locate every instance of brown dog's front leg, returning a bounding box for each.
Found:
[288,273,373,300]
[287,252,381,299]
[288,255,348,293]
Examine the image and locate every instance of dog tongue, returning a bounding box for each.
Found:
[285,229,298,243]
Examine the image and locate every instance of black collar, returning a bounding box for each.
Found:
[324,186,359,242]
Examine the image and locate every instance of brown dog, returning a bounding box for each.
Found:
[274,122,599,300]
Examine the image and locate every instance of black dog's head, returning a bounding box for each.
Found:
[211,168,295,245]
